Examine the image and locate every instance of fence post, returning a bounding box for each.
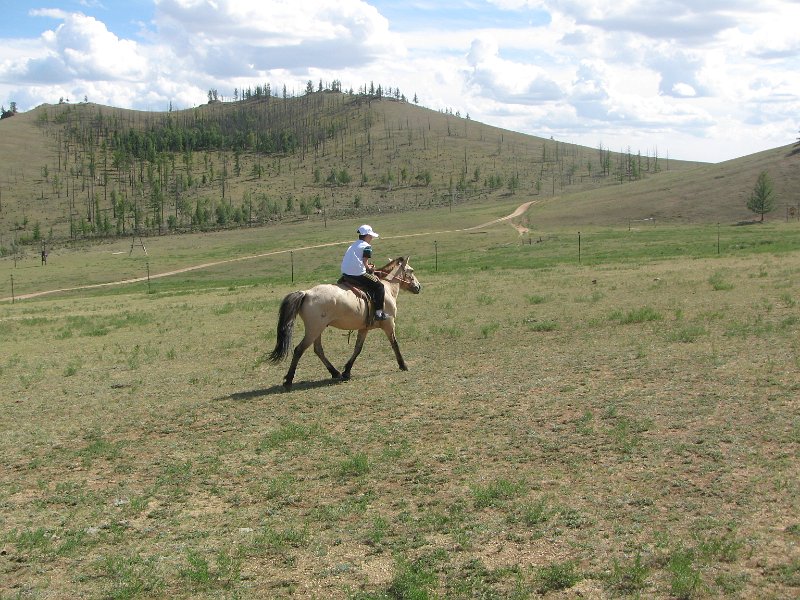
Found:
[10,274,14,304]
[434,241,438,272]
[290,251,294,283]
[578,232,581,265]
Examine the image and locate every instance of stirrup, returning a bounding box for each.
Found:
[375,310,389,321]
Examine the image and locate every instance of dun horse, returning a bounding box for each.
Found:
[268,257,422,389]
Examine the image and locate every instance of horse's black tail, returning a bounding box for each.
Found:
[268,291,306,363]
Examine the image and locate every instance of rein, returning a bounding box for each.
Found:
[375,265,415,287]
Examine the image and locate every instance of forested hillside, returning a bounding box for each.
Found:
[0,89,693,252]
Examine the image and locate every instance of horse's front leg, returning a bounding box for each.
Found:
[341,329,369,380]
[383,326,408,371]
[314,335,341,379]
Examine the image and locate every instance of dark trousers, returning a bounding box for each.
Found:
[342,273,385,310]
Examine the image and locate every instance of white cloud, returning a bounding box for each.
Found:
[671,83,696,98]
[2,11,147,84]
[0,0,798,161]
[153,0,398,74]
[465,37,563,104]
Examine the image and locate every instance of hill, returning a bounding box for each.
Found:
[1,92,709,251]
[525,143,800,229]
[2,92,798,254]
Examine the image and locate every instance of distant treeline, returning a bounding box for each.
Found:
[111,121,299,158]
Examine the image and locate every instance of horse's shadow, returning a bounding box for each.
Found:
[216,377,345,401]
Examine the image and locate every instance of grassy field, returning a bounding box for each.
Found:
[1,210,799,598]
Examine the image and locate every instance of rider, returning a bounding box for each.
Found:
[341,224,389,320]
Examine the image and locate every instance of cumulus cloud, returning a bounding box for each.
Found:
[465,37,563,104]
[517,0,751,41]
[643,48,710,98]
[153,0,397,74]
[5,11,147,84]
[1,0,798,161]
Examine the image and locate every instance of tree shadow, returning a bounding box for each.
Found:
[216,377,346,401]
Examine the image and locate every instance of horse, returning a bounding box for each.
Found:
[268,256,422,389]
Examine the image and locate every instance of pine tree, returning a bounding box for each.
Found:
[746,171,775,222]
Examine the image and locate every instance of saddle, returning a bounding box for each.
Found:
[338,275,371,301]
[337,275,377,324]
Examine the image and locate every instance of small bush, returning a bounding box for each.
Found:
[715,571,749,594]
[610,306,662,324]
[519,497,552,526]
[668,549,703,599]
[709,271,734,291]
[338,452,369,477]
[181,551,210,585]
[537,561,580,593]
[765,560,800,587]
[256,422,319,452]
[480,322,500,338]
[388,558,438,599]
[696,532,743,563]
[526,318,558,332]
[472,478,526,509]
[609,553,649,593]
[666,325,707,343]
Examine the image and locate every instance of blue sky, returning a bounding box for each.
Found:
[1,0,799,163]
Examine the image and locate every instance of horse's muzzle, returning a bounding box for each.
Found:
[412,283,422,294]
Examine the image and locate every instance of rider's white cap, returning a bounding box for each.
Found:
[357,224,379,238]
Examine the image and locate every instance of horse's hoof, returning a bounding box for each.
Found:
[331,371,342,380]
[341,372,351,381]
[283,382,293,391]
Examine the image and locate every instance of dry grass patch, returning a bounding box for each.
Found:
[1,250,799,598]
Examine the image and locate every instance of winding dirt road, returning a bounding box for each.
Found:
[2,201,535,303]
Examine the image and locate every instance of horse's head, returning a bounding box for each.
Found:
[379,257,421,294]
[398,256,422,294]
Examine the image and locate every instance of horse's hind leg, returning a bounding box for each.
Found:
[284,332,316,389]
[341,329,369,381]
[314,335,341,379]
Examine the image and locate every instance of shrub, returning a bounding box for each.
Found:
[537,561,581,593]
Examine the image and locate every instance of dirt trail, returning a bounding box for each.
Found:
[2,201,536,303]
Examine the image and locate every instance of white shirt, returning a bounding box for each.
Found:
[341,240,372,276]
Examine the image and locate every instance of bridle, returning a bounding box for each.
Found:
[375,263,418,289]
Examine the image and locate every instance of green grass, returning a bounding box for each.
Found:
[709,270,735,290]
[609,553,650,594]
[537,561,581,593]
[338,452,370,477]
[666,324,707,343]
[1,215,799,598]
[100,552,164,599]
[610,306,662,324]
[471,478,526,509]
[667,549,703,599]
